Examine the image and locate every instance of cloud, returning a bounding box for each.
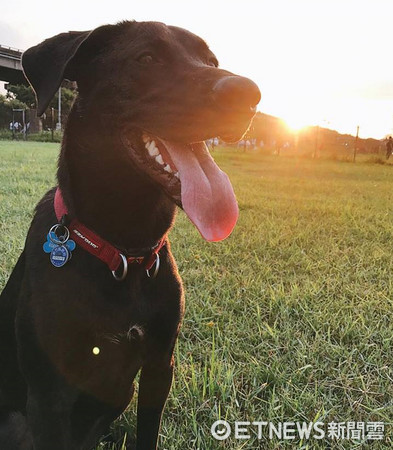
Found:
[335,81,393,101]
[354,82,393,101]
[0,21,27,49]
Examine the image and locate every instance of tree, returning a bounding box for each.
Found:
[6,84,77,119]
[6,84,36,108]
[51,87,77,117]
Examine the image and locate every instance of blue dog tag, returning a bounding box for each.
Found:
[43,238,57,253]
[43,224,76,267]
[50,245,70,267]
[65,239,76,252]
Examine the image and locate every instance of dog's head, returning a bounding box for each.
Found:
[22,21,260,242]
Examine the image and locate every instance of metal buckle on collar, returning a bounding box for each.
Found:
[112,253,160,281]
[112,253,128,281]
[146,253,160,279]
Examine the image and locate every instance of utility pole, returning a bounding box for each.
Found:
[51,107,54,142]
[57,87,62,131]
[353,125,359,162]
[313,125,320,159]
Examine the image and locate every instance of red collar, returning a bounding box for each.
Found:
[54,188,166,280]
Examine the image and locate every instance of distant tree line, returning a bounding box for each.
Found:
[243,112,382,156]
[0,83,76,131]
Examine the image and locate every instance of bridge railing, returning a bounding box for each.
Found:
[0,45,23,52]
[0,45,23,58]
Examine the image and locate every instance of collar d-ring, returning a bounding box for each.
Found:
[146,253,160,279]
[112,253,128,281]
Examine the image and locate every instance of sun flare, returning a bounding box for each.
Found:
[283,113,313,133]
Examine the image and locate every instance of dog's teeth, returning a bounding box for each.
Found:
[147,140,159,156]
[174,172,180,178]
[148,145,159,157]
[164,164,172,173]
[155,154,164,165]
[147,140,156,151]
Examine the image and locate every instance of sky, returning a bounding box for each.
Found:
[1,0,392,139]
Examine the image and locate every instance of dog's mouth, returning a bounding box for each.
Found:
[123,131,238,242]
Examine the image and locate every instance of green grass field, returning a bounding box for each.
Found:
[1,140,393,449]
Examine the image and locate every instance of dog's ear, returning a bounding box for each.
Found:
[22,31,91,116]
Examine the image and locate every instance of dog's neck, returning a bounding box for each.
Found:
[57,107,176,249]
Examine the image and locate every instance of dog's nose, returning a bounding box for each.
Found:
[213,76,261,112]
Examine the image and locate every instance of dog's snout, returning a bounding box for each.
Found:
[213,76,261,112]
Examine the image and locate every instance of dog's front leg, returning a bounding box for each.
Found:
[26,386,77,450]
[136,359,174,450]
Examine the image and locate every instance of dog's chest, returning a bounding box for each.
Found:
[21,227,183,405]
[25,270,170,402]
[61,316,146,406]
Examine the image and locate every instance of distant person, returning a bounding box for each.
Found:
[386,136,393,160]
[22,122,30,134]
[9,121,20,132]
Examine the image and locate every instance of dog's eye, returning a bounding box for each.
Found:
[137,54,154,64]
[208,58,219,68]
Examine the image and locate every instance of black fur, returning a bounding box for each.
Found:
[0,20,260,449]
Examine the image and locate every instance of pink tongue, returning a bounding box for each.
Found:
[161,140,238,241]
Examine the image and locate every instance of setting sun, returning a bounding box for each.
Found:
[284,115,312,133]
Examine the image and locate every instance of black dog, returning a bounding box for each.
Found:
[0,20,260,449]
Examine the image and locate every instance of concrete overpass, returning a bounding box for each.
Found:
[0,45,27,85]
